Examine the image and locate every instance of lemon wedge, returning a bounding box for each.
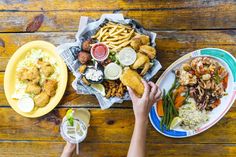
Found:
[170,117,182,130]
[91,84,106,96]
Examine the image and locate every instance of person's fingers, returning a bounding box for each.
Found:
[154,87,162,100]
[141,79,150,98]
[127,86,136,100]
[148,82,158,99]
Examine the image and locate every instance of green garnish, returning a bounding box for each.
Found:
[108,52,120,64]
[66,109,74,126]
[213,70,222,84]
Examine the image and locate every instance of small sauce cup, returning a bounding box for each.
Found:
[91,43,109,62]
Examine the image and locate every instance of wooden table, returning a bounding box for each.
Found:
[0,1,236,157]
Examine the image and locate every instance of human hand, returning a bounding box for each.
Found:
[127,80,161,124]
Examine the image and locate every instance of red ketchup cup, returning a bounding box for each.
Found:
[91,43,109,62]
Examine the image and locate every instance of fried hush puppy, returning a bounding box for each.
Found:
[33,92,50,107]
[25,83,41,95]
[78,51,91,64]
[120,68,144,97]
[82,39,92,52]
[43,79,58,97]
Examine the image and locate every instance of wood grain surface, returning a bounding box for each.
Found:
[1,142,236,157]
[1,107,236,144]
[0,0,236,157]
[0,31,235,71]
[0,4,235,32]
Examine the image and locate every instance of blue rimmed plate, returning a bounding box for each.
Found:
[149,48,236,138]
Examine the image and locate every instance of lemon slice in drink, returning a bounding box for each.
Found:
[91,84,106,96]
[66,109,74,126]
[170,117,182,130]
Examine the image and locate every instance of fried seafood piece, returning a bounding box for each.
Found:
[43,79,58,97]
[82,76,91,85]
[25,83,41,95]
[131,53,150,75]
[33,92,50,107]
[120,68,144,97]
[104,80,126,98]
[175,69,197,86]
[79,65,87,73]
[17,66,40,84]
[130,38,142,51]
[136,35,150,45]
[38,60,55,77]
[130,35,150,50]
[139,45,156,59]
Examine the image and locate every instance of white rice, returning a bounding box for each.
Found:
[179,98,209,130]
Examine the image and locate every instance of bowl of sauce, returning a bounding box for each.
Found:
[91,43,109,62]
[83,65,104,84]
[104,63,122,80]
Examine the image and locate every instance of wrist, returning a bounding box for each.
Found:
[135,118,149,127]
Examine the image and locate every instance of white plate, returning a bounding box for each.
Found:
[149,48,236,138]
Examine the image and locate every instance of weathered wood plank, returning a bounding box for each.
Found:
[0,141,235,157]
[0,0,235,11]
[1,108,236,144]
[0,3,235,32]
[0,30,235,71]
[156,30,236,69]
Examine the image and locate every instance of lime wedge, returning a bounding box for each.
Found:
[170,117,182,130]
[91,83,106,96]
[66,109,74,126]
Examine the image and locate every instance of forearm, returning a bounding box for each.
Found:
[60,143,75,157]
[127,120,148,157]
[60,150,73,157]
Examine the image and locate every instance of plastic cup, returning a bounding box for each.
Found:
[60,108,90,154]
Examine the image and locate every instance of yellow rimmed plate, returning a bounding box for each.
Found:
[4,40,68,118]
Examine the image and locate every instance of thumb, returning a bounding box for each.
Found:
[127,86,135,99]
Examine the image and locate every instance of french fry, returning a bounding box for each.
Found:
[106,38,120,41]
[108,25,118,35]
[101,35,109,41]
[97,28,108,41]
[92,27,103,38]
[110,27,125,36]
[110,37,130,45]
[113,40,131,51]
[93,22,135,52]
